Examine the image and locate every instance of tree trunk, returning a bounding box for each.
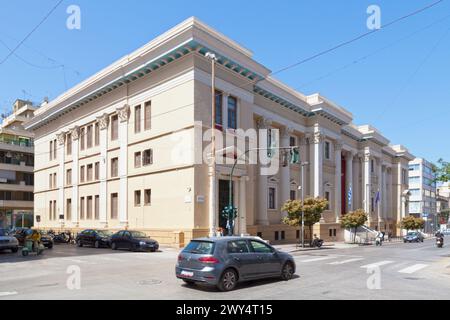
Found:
[353,227,357,243]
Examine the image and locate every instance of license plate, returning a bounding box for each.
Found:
[181,270,194,278]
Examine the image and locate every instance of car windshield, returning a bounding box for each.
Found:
[130,231,147,238]
[97,230,113,237]
[407,232,417,236]
[183,241,215,254]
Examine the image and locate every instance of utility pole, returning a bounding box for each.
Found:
[206,52,218,237]
[300,162,309,248]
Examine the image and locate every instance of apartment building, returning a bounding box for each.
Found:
[25,17,414,246]
[0,99,36,229]
[408,158,437,233]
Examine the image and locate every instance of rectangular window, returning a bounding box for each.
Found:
[296,230,300,239]
[215,90,223,129]
[49,174,53,189]
[95,162,99,180]
[268,187,276,209]
[135,105,141,133]
[66,134,72,155]
[49,140,53,160]
[289,136,296,147]
[94,195,99,220]
[275,231,279,241]
[87,196,93,220]
[87,164,93,182]
[80,166,85,183]
[111,115,118,141]
[66,169,72,185]
[281,231,285,240]
[290,190,296,201]
[144,189,151,206]
[86,125,93,149]
[80,197,85,220]
[111,158,118,177]
[371,160,375,173]
[144,101,151,130]
[325,191,330,210]
[143,149,153,166]
[49,201,52,220]
[135,190,141,207]
[227,96,237,129]
[111,193,118,219]
[53,140,57,160]
[53,173,57,189]
[94,123,100,146]
[325,141,330,160]
[134,152,141,168]
[80,128,85,150]
[66,199,72,221]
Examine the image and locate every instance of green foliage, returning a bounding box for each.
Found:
[433,159,450,183]
[400,216,425,231]
[281,197,328,228]
[340,209,368,243]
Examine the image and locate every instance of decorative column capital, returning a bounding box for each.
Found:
[97,113,109,130]
[364,152,371,162]
[313,131,323,144]
[117,104,130,123]
[70,126,80,141]
[57,132,66,146]
[281,126,294,139]
[256,117,272,129]
[96,113,110,130]
[335,140,343,152]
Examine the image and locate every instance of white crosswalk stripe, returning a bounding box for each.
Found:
[0,292,18,297]
[298,256,338,263]
[360,261,394,268]
[328,258,365,265]
[398,264,428,274]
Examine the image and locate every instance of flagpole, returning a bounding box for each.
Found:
[377,189,381,232]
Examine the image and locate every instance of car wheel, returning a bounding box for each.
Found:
[48,244,53,249]
[281,262,295,281]
[94,241,100,249]
[11,247,18,253]
[403,240,407,243]
[182,279,196,286]
[111,242,117,250]
[218,269,238,292]
[76,240,83,247]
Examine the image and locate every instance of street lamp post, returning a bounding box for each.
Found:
[299,162,309,248]
[206,52,218,237]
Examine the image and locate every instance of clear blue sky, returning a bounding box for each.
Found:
[0,0,449,162]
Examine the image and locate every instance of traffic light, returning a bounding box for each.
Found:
[290,147,300,164]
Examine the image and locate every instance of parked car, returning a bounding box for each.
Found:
[176,236,296,292]
[110,230,159,252]
[76,229,113,248]
[38,231,54,249]
[403,231,424,243]
[0,229,19,253]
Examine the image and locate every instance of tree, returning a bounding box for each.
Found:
[433,159,450,183]
[282,197,328,244]
[400,216,425,232]
[340,209,368,243]
[438,209,450,225]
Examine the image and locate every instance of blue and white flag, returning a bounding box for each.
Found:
[375,190,381,206]
[348,185,352,207]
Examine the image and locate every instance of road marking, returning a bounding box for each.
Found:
[328,258,365,265]
[0,292,18,297]
[299,256,337,263]
[398,264,428,274]
[360,261,394,268]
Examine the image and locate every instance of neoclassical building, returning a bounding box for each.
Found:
[25,17,414,246]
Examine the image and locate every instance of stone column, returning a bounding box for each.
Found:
[280,127,293,218]
[363,149,371,224]
[377,160,383,229]
[256,117,271,226]
[239,176,248,235]
[345,151,354,213]
[353,155,361,210]
[117,105,129,227]
[334,141,343,222]
[222,93,228,129]
[311,124,323,198]
[97,113,109,228]
[71,127,80,227]
[57,132,66,225]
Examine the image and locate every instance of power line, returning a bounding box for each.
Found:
[0,0,64,66]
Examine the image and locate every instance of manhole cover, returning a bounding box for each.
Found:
[137,279,162,286]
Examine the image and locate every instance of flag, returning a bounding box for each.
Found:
[348,185,352,207]
[375,190,381,206]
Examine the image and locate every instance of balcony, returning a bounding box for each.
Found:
[0,162,34,172]
[0,181,33,192]
[0,200,33,209]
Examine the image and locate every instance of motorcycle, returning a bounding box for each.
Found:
[436,237,444,248]
[52,232,72,244]
[311,238,324,248]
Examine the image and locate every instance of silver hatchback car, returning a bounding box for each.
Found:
[0,229,19,253]
[176,236,296,291]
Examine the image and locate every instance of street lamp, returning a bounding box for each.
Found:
[205,52,218,237]
[299,161,309,248]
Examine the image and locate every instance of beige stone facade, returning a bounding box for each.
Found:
[25,17,414,247]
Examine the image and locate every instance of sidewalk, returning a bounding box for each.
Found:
[274,242,359,253]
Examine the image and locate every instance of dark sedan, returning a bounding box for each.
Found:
[76,229,113,248]
[38,231,54,249]
[403,231,424,243]
[110,230,159,252]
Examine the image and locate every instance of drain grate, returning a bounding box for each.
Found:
[137,279,162,286]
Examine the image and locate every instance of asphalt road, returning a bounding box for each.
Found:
[0,239,449,300]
